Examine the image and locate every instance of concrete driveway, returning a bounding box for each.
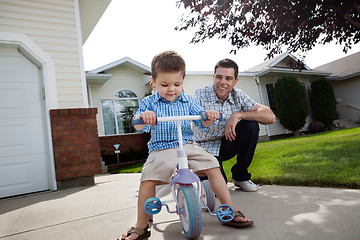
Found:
[1,173,360,240]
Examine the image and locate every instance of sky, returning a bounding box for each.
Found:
[83,0,360,72]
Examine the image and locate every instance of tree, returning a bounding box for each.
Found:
[310,77,337,129]
[175,0,360,59]
[274,75,308,136]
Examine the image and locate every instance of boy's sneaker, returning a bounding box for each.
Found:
[233,180,258,192]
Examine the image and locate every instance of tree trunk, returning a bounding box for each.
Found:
[293,129,300,136]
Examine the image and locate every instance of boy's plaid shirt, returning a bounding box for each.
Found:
[192,85,257,156]
[134,92,206,153]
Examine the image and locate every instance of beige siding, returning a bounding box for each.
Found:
[0,0,84,108]
[237,76,268,136]
[236,76,259,102]
[183,74,213,95]
[331,77,360,122]
[90,65,149,136]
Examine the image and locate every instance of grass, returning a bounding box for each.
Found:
[224,127,360,188]
[110,162,144,174]
[111,127,360,189]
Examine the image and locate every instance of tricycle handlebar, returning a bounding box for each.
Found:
[132,113,222,126]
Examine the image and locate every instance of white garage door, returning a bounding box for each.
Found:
[0,47,50,198]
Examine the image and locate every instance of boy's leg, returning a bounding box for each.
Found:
[121,180,156,240]
[204,167,252,223]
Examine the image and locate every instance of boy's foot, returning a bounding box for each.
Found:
[223,210,254,228]
[233,180,258,192]
[119,224,150,240]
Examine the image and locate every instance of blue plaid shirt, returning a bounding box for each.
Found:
[134,92,206,153]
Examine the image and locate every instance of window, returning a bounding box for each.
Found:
[101,90,139,135]
[265,83,276,114]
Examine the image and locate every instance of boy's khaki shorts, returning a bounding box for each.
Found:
[140,142,220,183]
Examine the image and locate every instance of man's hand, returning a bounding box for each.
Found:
[225,113,240,141]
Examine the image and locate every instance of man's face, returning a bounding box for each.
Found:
[213,67,238,101]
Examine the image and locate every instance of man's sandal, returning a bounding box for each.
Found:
[223,210,254,228]
[118,224,151,240]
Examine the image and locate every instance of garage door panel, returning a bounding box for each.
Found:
[0,124,26,148]
[0,49,39,83]
[0,153,48,198]
[0,118,46,157]
[0,46,50,198]
[0,83,42,119]
[0,51,24,74]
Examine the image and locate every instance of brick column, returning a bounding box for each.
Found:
[50,108,101,189]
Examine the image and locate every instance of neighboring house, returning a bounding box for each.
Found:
[315,51,360,127]
[86,57,151,136]
[186,53,332,138]
[235,52,332,137]
[0,0,112,198]
[87,52,336,140]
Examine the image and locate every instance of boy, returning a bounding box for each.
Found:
[120,51,253,240]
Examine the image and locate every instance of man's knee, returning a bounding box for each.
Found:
[237,120,259,136]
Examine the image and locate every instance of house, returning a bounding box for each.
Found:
[87,52,340,143]
[234,52,332,138]
[184,53,332,138]
[86,57,151,136]
[86,57,151,162]
[314,51,360,128]
[0,0,112,198]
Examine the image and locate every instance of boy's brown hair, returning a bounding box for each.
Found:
[151,50,186,80]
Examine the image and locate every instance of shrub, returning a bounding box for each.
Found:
[274,75,308,136]
[307,121,326,133]
[310,77,337,129]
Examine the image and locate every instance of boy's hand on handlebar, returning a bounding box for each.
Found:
[202,110,219,127]
[205,110,220,121]
[140,111,157,126]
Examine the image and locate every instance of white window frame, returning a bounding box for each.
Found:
[101,91,140,135]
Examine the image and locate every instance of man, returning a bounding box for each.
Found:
[193,59,276,192]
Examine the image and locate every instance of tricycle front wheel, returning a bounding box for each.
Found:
[177,184,202,239]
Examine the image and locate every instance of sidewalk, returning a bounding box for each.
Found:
[1,173,360,240]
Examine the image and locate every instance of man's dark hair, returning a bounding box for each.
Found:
[214,59,239,78]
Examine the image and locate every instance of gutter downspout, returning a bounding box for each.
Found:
[254,76,270,137]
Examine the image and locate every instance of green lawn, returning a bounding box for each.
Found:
[111,127,360,189]
[224,127,360,188]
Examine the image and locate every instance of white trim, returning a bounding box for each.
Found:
[86,73,112,85]
[89,57,151,74]
[0,31,58,191]
[268,52,312,70]
[255,67,331,77]
[268,52,288,67]
[74,0,89,108]
[88,85,93,107]
[254,76,270,136]
[327,71,360,81]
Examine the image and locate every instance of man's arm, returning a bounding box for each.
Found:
[234,104,276,125]
[225,104,276,141]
